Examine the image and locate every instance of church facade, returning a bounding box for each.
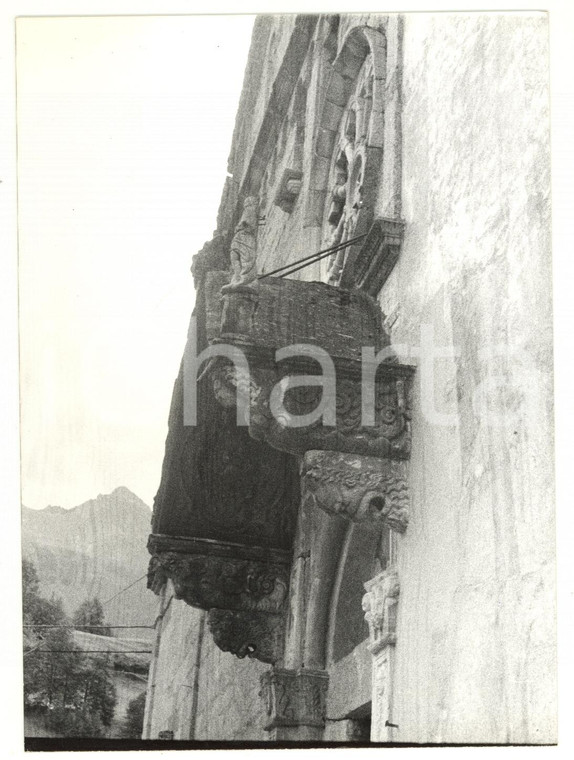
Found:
[142,13,554,744]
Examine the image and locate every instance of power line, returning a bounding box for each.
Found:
[101,574,148,606]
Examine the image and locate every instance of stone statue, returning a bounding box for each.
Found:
[221,196,259,294]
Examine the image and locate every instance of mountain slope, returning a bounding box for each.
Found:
[21,487,157,638]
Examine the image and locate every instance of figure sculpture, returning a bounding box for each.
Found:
[221,196,259,293]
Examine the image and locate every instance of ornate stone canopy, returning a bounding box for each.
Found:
[148,229,414,666]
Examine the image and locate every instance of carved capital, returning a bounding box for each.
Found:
[259,668,329,730]
[207,609,285,665]
[148,551,289,614]
[301,451,409,533]
[362,568,400,654]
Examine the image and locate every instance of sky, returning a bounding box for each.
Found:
[16,15,255,508]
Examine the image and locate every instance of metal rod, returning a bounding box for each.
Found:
[257,233,367,279]
[275,247,342,279]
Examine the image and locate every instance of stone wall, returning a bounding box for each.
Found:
[143,582,268,741]
[377,12,554,744]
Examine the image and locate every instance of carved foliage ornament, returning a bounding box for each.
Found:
[259,668,329,730]
[147,552,289,614]
[301,450,409,533]
[210,356,412,460]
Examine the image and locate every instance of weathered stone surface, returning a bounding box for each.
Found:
[301,450,409,532]
[362,568,400,653]
[151,279,300,552]
[259,667,329,731]
[362,569,400,742]
[207,609,285,666]
[274,168,303,213]
[210,273,390,363]
[353,217,406,296]
[209,355,413,459]
[147,550,289,614]
[205,273,414,458]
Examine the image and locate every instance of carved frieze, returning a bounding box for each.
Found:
[301,451,409,533]
[147,550,289,614]
[209,355,412,460]
[207,609,285,665]
[259,668,329,730]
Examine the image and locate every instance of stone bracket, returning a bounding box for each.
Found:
[301,450,409,533]
[207,609,285,666]
[147,535,291,665]
[353,217,406,296]
[260,668,329,730]
[274,168,303,213]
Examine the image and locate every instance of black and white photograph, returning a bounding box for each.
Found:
[3,0,571,753]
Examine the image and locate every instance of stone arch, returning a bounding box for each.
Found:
[326,522,390,666]
[306,26,387,286]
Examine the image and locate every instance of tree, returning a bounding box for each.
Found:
[123,691,146,738]
[22,560,117,736]
[72,597,112,636]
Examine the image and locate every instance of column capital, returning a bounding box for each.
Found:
[259,667,329,731]
[301,450,409,533]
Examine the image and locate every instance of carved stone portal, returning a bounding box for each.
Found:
[301,450,409,533]
[259,668,329,731]
[362,569,400,742]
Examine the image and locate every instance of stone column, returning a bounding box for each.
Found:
[259,667,329,742]
[362,568,400,742]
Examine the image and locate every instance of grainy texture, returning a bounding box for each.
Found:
[145,12,554,744]
[379,13,554,744]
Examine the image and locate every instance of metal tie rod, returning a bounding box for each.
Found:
[257,233,367,280]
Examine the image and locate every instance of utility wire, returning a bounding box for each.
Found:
[101,574,148,606]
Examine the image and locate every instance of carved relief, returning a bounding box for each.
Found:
[362,569,400,741]
[221,196,259,293]
[209,356,412,461]
[301,451,409,533]
[147,552,289,614]
[323,55,378,286]
[207,609,285,665]
[362,568,400,654]
[259,668,329,730]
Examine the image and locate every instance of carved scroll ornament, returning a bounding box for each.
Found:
[147,551,289,614]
